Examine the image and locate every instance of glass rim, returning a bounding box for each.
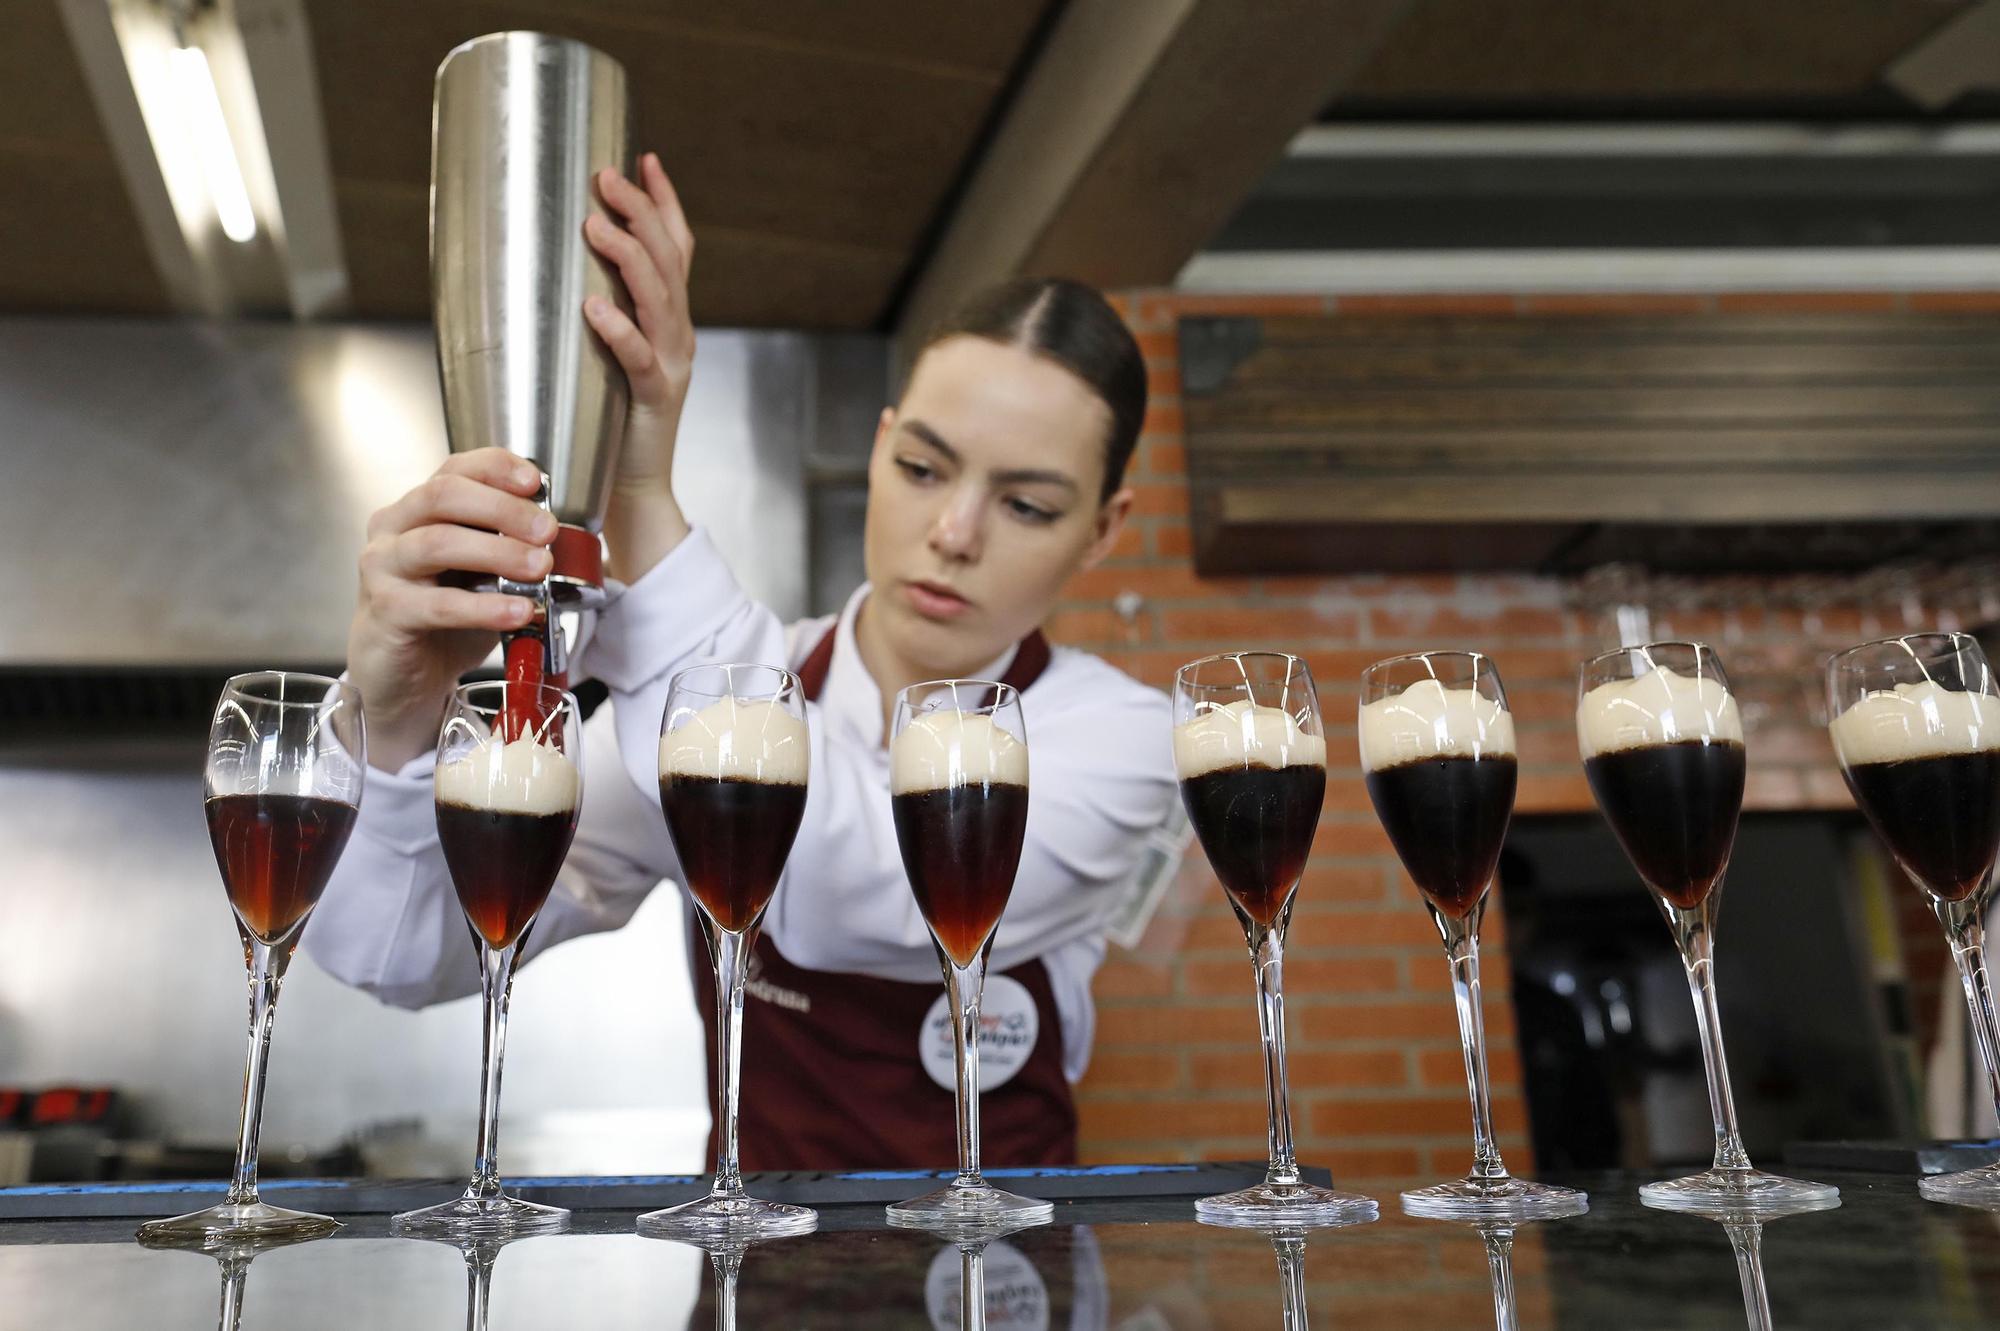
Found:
[1174,650,1308,686]
[665,661,803,698]
[1360,648,1496,678]
[897,677,1019,703]
[449,678,577,711]
[1825,630,1981,670]
[220,670,362,708]
[1576,640,1720,675]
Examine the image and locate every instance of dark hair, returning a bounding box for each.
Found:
[920,277,1147,504]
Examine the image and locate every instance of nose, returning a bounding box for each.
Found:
[927,485,983,563]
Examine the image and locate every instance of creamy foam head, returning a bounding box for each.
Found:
[892,711,1028,794]
[1173,699,1327,779]
[1830,680,2000,766]
[1358,678,1516,772]
[659,698,810,784]
[1578,665,1744,759]
[436,735,580,815]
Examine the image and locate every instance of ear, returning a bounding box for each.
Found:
[1077,486,1134,573]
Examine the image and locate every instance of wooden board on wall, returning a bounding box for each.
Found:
[1180,312,2000,574]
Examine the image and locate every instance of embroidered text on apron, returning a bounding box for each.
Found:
[687,623,1078,1171]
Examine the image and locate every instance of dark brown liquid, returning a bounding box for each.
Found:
[206,794,357,944]
[659,774,808,932]
[892,782,1030,967]
[1365,754,1518,920]
[435,801,578,949]
[1844,749,2000,903]
[1179,763,1326,927]
[1584,739,1747,910]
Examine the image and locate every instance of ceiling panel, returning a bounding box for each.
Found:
[1335,0,1969,105]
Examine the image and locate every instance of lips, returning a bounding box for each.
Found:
[903,579,972,620]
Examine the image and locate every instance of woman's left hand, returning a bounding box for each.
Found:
[586,151,696,579]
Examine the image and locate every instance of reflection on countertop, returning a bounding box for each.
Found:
[4,1173,2000,1329]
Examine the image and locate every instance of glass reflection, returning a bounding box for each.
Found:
[1643,1194,1840,1330]
[137,1231,318,1331]
[407,1231,524,1331]
[1415,1196,1587,1331]
[924,1218,1051,1331]
[1198,1208,1379,1330]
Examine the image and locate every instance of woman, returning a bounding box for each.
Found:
[306,156,1176,1170]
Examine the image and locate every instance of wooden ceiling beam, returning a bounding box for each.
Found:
[892,0,1414,360]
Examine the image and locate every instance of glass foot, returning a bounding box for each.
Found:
[1919,1162,2000,1208]
[137,1199,339,1248]
[391,1191,570,1239]
[638,1190,817,1240]
[1401,1175,1588,1221]
[1639,1168,1838,1215]
[1195,1180,1378,1229]
[887,1179,1052,1230]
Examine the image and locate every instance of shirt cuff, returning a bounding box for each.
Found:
[355,751,439,855]
[581,526,747,693]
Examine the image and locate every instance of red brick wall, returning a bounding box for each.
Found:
[1059,288,2000,1184]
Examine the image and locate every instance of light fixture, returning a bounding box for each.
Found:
[167,42,255,243]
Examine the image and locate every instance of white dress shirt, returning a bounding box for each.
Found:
[303,528,1178,1082]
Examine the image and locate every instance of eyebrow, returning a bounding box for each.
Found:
[899,419,1081,495]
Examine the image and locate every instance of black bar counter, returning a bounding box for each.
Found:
[3,1169,1998,1327]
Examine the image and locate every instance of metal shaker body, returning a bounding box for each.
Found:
[430,31,631,534]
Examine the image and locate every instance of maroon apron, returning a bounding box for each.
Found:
[687,625,1077,1171]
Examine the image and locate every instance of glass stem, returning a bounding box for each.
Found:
[1935,898,2000,1125]
[945,955,987,1187]
[1249,915,1301,1188]
[1679,921,1753,1173]
[711,1249,742,1331]
[709,923,753,1199]
[225,938,290,1207]
[464,1247,495,1331]
[216,1255,249,1331]
[1726,1220,1773,1331]
[1484,1228,1519,1331]
[1273,1234,1310,1331]
[960,1242,985,1331]
[1442,912,1508,1182]
[468,940,520,1200]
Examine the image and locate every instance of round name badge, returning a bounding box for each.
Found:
[925,1239,1048,1331]
[919,973,1039,1093]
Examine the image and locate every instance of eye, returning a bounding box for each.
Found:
[1004,496,1059,525]
[895,457,939,484]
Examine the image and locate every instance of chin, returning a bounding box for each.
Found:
[886,601,1005,679]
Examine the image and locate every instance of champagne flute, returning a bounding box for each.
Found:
[1360,651,1584,1220]
[885,680,1050,1228]
[1826,632,2000,1206]
[393,680,581,1237]
[138,671,364,1246]
[1173,652,1375,1227]
[1578,642,1835,1212]
[641,663,816,1240]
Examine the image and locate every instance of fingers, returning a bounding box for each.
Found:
[585,211,674,349]
[375,524,552,584]
[640,153,694,274]
[372,582,536,635]
[595,165,686,296]
[370,468,556,544]
[584,295,670,397]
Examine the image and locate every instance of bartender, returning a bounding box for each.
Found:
[306,154,1178,1171]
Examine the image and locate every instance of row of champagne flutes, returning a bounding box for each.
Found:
[1173,629,1999,1229]
[138,623,1999,1254]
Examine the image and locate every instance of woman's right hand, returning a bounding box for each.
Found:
[347,447,558,772]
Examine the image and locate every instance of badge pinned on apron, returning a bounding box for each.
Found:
[921,973,1039,1093]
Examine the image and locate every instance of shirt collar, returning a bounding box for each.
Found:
[825,584,1022,749]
